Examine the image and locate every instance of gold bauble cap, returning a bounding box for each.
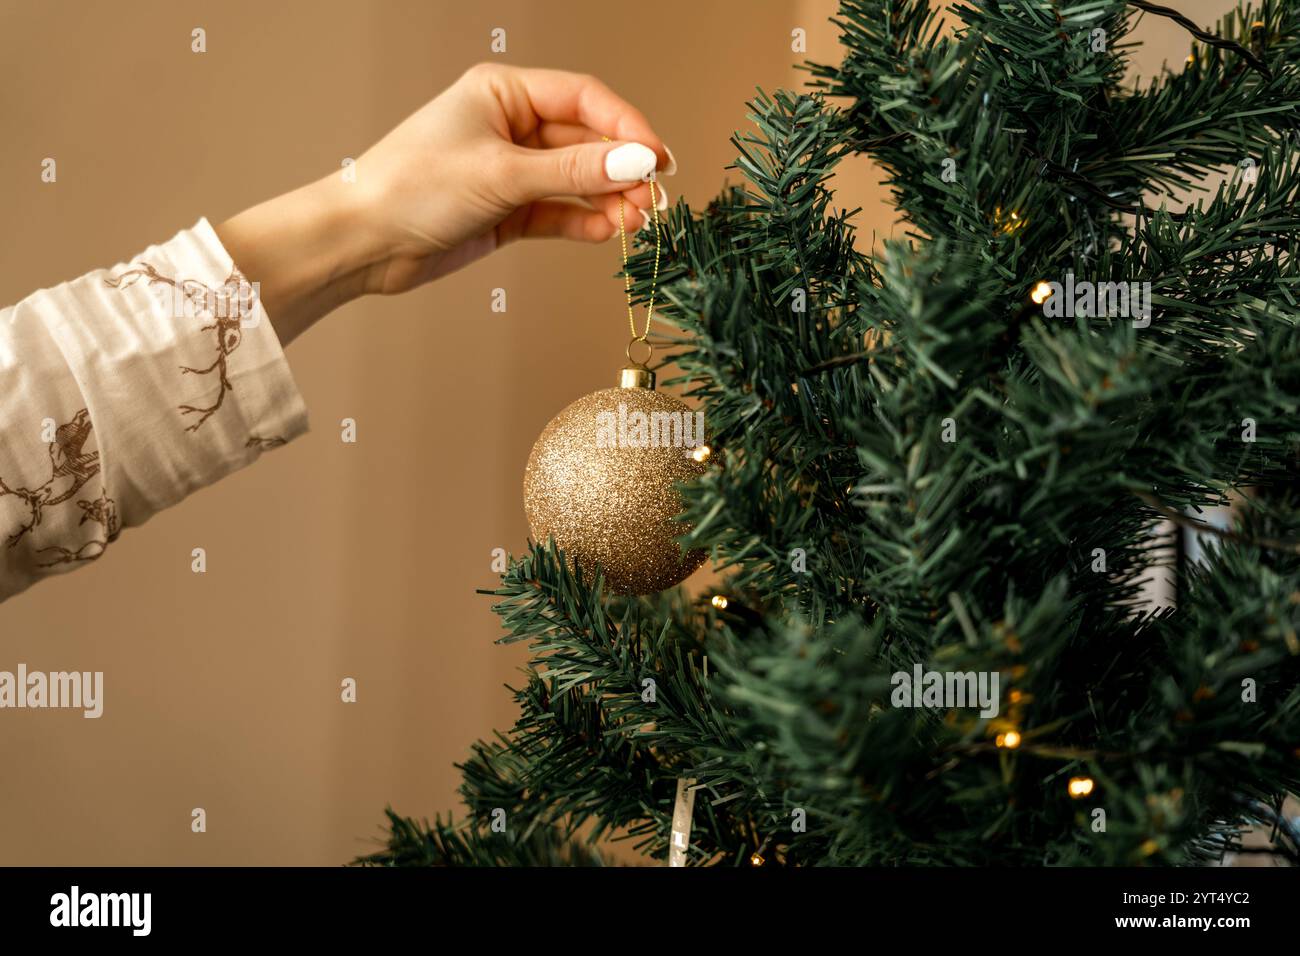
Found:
[619,365,655,390]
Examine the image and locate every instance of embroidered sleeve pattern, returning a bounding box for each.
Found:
[0,218,309,603]
[0,408,117,568]
[103,261,252,432]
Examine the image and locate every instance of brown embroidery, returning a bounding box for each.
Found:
[105,262,253,432]
[246,435,287,450]
[36,492,120,567]
[0,409,117,568]
[0,409,101,548]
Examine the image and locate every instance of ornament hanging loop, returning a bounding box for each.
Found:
[625,336,654,369]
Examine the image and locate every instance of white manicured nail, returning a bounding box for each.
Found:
[605,142,658,183]
[638,208,653,232]
[664,145,678,176]
[654,183,669,211]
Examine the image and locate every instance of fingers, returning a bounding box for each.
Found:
[506,140,664,205]
[531,121,600,150]
[467,64,677,243]
[530,122,671,209]
[506,67,670,171]
[588,189,668,236]
[499,200,616,245]
[532,123,677,183]
[628,179,670,214]
[588,193,647,236]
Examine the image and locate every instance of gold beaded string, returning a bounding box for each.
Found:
[603,136,661,367]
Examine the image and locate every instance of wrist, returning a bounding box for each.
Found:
[215,174,383,346]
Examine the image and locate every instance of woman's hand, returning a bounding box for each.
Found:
[216,64,675,345]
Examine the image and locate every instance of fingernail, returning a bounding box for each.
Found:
[654,183,669,211]
[605,142,658,183]
[664,145,678,176]
[638,208,653,232]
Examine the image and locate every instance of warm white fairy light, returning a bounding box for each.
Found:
[1068,776,1095,798]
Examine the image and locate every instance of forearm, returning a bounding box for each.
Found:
[214,176,382,346]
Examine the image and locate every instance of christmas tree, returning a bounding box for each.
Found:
[363,0,1300,866]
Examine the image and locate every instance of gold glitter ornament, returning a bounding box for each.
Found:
[525,150,704,593]
[523,366,708,595]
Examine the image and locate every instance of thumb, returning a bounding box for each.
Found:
[510,141,659,203]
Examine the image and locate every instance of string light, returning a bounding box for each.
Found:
[993,205,1026,237]
[711,595,729,610]
[750,852,765,866]
[996,731,1022,749]
[1067,776,1095,798]
[691,445,712,463]
[1030,280,1053,305]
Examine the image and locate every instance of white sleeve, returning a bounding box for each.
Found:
[0,217,309,602]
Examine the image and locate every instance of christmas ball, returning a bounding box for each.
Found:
[524,369,709,594]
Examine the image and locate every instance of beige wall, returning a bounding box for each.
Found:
[0,0,1229,865]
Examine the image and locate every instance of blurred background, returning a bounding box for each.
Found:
[0,0,1239,864]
